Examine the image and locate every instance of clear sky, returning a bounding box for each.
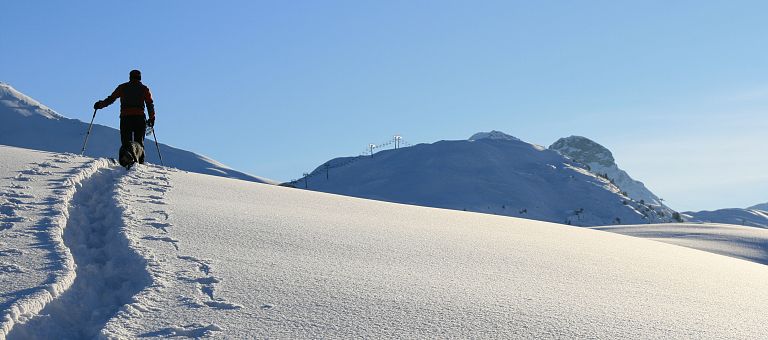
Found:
[1,1,766,211]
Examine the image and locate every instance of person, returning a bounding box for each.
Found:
[94,69,156,163]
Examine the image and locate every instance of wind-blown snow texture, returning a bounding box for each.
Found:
[0,82,272,184]
[295,131,673,226]
[3,145,768,338]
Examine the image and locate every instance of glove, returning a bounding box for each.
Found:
[93,101,103,110]
[147,117,155,127]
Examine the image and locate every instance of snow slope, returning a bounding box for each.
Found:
[594,223,768,265]
[3,146,768,338]
[682,208,768,228]
[749,202,768,210]
[0,82,272,183]
[293,131,673,226]
[549,135,665,207]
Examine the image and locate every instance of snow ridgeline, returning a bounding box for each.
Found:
[0,81,273,184]
[295,133,675,227]
[0,156,113,338]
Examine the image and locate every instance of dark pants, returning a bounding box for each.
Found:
[120,115,146,163]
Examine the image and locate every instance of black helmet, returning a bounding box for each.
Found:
[129,69,141,81]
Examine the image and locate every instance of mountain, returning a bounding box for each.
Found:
[468,130,522,142]
[290,131,675,226]
[0,82,271,183]
[549,136,663,206]
[682,208,768,228]
[749,202,768,211]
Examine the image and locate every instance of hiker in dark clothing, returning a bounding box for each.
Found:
[94,69,156,163]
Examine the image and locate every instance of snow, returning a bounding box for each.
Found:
[8,165,150,339]
[0,146,110,337]
[549,135,665,207]
[748,202,768,211]
[0,82,273,184]
[3,145,768,338]
[0,83,62,120]
[468,130,522,142]
[683,208,768,228]
[293,133,673,226]
[594,223,768,265]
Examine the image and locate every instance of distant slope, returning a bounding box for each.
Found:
[749,202,768,211]
[292,131,674,226]
[682,208,768,228]
[594,223,768,265]
[0,82,272,183]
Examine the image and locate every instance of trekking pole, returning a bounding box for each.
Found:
[151,126,165,166]
[80,108,97,155]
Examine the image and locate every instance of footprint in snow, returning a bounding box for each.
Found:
[137,199,166,205]
[0,204,17,216]
[138,323,223,338]
[141,235,180,250]
[203,300,242,310]
[177,257,244,311]
[178,255,211,275]
[0,263,23,273]
[1,190,34,199]
[0,249,23,256]
[21,168,53,176]
[149,222,171,233]
[36,161,61,169]
[152,210,170,220]
[12,174,33,182]
[142,195,164,200]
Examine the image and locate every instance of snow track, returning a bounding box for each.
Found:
[1,156,109,339]
[6,164,151,339]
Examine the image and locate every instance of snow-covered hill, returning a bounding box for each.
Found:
[549,135,664,206]
[0,82,271,183]
[2,145,768,338]
[682,208,768,228]
[594,223,768,265]
[292,131,674,226]
[749,202,768,210]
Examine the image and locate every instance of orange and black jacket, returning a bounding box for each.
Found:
[101,80,155,119]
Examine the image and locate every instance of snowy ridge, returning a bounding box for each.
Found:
[0,83,62,120]
[549,136,666,207]
[683,208,768,228]
[0,81,273,184]
[296,133,674,226]
[468,130,521,142]
[0,156,112,339]
[749,202,768,211]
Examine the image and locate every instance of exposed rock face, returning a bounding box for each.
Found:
[550,136,663,207]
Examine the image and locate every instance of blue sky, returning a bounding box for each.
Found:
[1,1,766,211]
